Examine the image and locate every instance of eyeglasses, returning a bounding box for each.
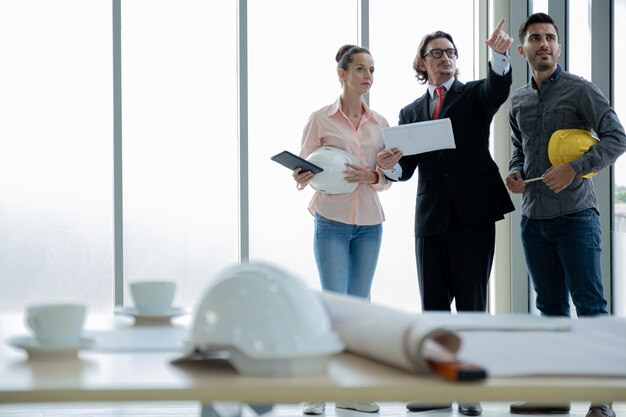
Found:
[423,48,458,59]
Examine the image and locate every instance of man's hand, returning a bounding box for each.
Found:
[543,163,576,194]
[506,171,526,194]
[343,162,378,184]
[376,148,402,170]
[485,17,514,54]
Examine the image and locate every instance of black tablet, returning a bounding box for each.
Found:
[271,150,324,175]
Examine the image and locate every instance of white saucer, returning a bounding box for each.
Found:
[114,306,187,319]
[7,335,95,360]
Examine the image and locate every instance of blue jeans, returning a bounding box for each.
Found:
[521,208,608,317]
[313,213,382,299]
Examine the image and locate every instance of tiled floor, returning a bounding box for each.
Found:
[0,402,624,417]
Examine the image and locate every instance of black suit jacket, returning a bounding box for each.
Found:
[397,65,515,237]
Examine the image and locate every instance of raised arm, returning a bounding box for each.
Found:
[485,17,513,54]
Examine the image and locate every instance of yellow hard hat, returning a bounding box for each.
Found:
[548,129,599,179]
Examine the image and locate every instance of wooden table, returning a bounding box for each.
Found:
[1,314,625,408]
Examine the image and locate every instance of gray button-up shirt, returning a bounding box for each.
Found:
[509,66,626,219]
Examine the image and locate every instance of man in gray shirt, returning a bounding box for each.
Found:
[506,12,626,417]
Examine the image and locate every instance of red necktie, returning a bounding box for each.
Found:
[432,86,445,119]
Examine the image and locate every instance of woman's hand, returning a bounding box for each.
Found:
[293,167,314,190]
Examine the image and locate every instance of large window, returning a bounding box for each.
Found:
[528,0,624,317]
[120,0,239,309]
[562,0,592,317]
[568,0,591,80]
[369,0,476,312]
[568,0,626,317]
[247,0,478,313]
[3,0,620,317]
[0,0,114,312]
[613,0,626,317]
[247,0,358,293]
[0,0,479,315]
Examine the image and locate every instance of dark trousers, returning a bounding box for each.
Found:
[415,209,495,312]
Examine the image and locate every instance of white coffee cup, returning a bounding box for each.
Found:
[129,281,176,314]
[26,303,87,346]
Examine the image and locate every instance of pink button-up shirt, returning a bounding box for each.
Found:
[300,97,391,226]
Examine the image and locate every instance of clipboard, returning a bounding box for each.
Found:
[271,150,324,174]
[381,118,456,155]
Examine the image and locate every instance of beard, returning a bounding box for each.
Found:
[533,56,556,72]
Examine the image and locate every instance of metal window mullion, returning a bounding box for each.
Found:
[238,0,249,263]
[591,0,614,312]
[359,0,369,106]
[112,0,124,307]
[508,0,532,313]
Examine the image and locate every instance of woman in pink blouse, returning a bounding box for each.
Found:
[293,44,391,415]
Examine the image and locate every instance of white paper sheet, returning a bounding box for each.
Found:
[85,327,187,352]
[321,292,461,374]
[381,118,456,155]
[321,293,575,376]
[457,316,626,377]
[417,311,572,331]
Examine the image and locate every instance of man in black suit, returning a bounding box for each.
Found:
[377,18,514,416]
